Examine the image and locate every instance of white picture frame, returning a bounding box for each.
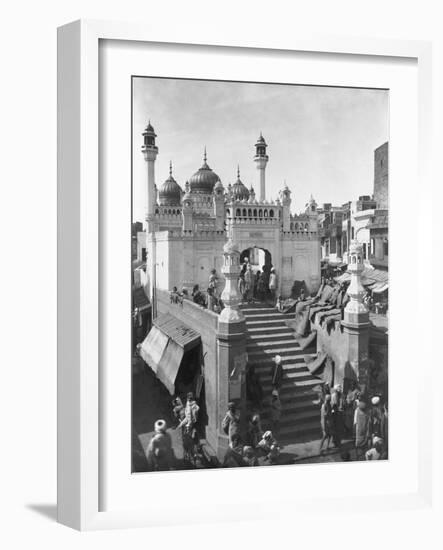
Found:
[57,19,433,531]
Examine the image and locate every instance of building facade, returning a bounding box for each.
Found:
[140,123,321,300]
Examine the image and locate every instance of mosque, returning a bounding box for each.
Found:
[140,121,321,299]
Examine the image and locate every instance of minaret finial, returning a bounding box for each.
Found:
[237,164,240,179]
[169,160,172,177]
[204,146,207,163]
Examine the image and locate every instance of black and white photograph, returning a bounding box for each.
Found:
[131,77,389,472]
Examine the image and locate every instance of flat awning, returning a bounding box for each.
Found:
[139,313,201,395]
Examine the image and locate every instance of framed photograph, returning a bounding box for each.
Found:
[57,20,433,530]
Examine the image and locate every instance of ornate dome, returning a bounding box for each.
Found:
[159,162,182,206]
[232,167,250,201]
[189,149,221,194]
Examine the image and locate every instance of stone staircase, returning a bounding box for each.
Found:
[241,304,323,445]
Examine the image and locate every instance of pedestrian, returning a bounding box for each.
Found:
[268,268,278,305]
[146,419,175,471]
[206,286,215,311]
[365,437,384,461]
[319,394,333,453]
[208,269,218,298]
[380,402,388,455]
[271,355,284,391]
[344,381,359,436]
[222,434,246,467]
[369,396,383,440]
[257,431,280,463]
[257,271,267,302]
[331,384,344,448]
[177,392,200,463]
[270,389,282,436]
[191,284,205,307]
[354,400,370,460]
[246,364,263,409]
[221,401,241,447]
[171,396,185,426]
[246,414,263,448]
[244,264,254,302]
[238,273,246,302]
[243,446,259,466]
[254,270,261,299]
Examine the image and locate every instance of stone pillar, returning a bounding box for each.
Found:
[341,240,370,391]
[216,239,247,459]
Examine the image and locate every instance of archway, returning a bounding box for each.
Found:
[240,246,273,302]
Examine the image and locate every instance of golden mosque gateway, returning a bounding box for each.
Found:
[140,122,321,298]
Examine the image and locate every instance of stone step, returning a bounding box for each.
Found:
[259,369,314,383]
[246,318,294,328]
[246,324,293,333]
[247,333,295,343]
[240,307,281,314]
[260,397,320,417]
[277,420,322,442]
[243,312,294,323]
[246,347,307,358]
[260,378,322,394]
[247,340,303,350]
[250,352,316,366]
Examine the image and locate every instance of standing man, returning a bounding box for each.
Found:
[222,402,241,447]
[269,268,278,305]
[244,264,254,303]
[270,389,282,436]
[271,355,283,391]
[146,419,175,471]
[354,400,370,460]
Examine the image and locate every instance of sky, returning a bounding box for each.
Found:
[132,77,388,224]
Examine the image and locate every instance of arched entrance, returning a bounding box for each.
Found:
[240,247,273,302]
[240,246,272,272]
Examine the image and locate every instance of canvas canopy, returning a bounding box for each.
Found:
[139,313,201,395]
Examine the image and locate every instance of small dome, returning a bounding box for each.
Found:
[232,167,250,201]
[189,149,220,194]
[255,132,267,147]
[159,162,182,206]
[143,120,156,135]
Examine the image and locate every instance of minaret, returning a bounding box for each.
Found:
[254,133,269,201]
[141,120,159,231]
[279,181,291,232]
[342,240,370,391]
[213,180,225,231]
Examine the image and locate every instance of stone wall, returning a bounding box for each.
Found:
[156,289,223,453]
[374,142,389,209]
[313,318,350,385]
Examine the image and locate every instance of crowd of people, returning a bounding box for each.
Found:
[318,382,388,461]
[169,260,281,314]
[150,271,388,469]
[169,269,224,313]
[238,260,278,305]
[146,359,388,470]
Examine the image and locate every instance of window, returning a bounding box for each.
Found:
[351,227,355,239]
[383,239,389,257]
[269,209,274,218]
[242,208,247,217]
[236,209,240,216]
